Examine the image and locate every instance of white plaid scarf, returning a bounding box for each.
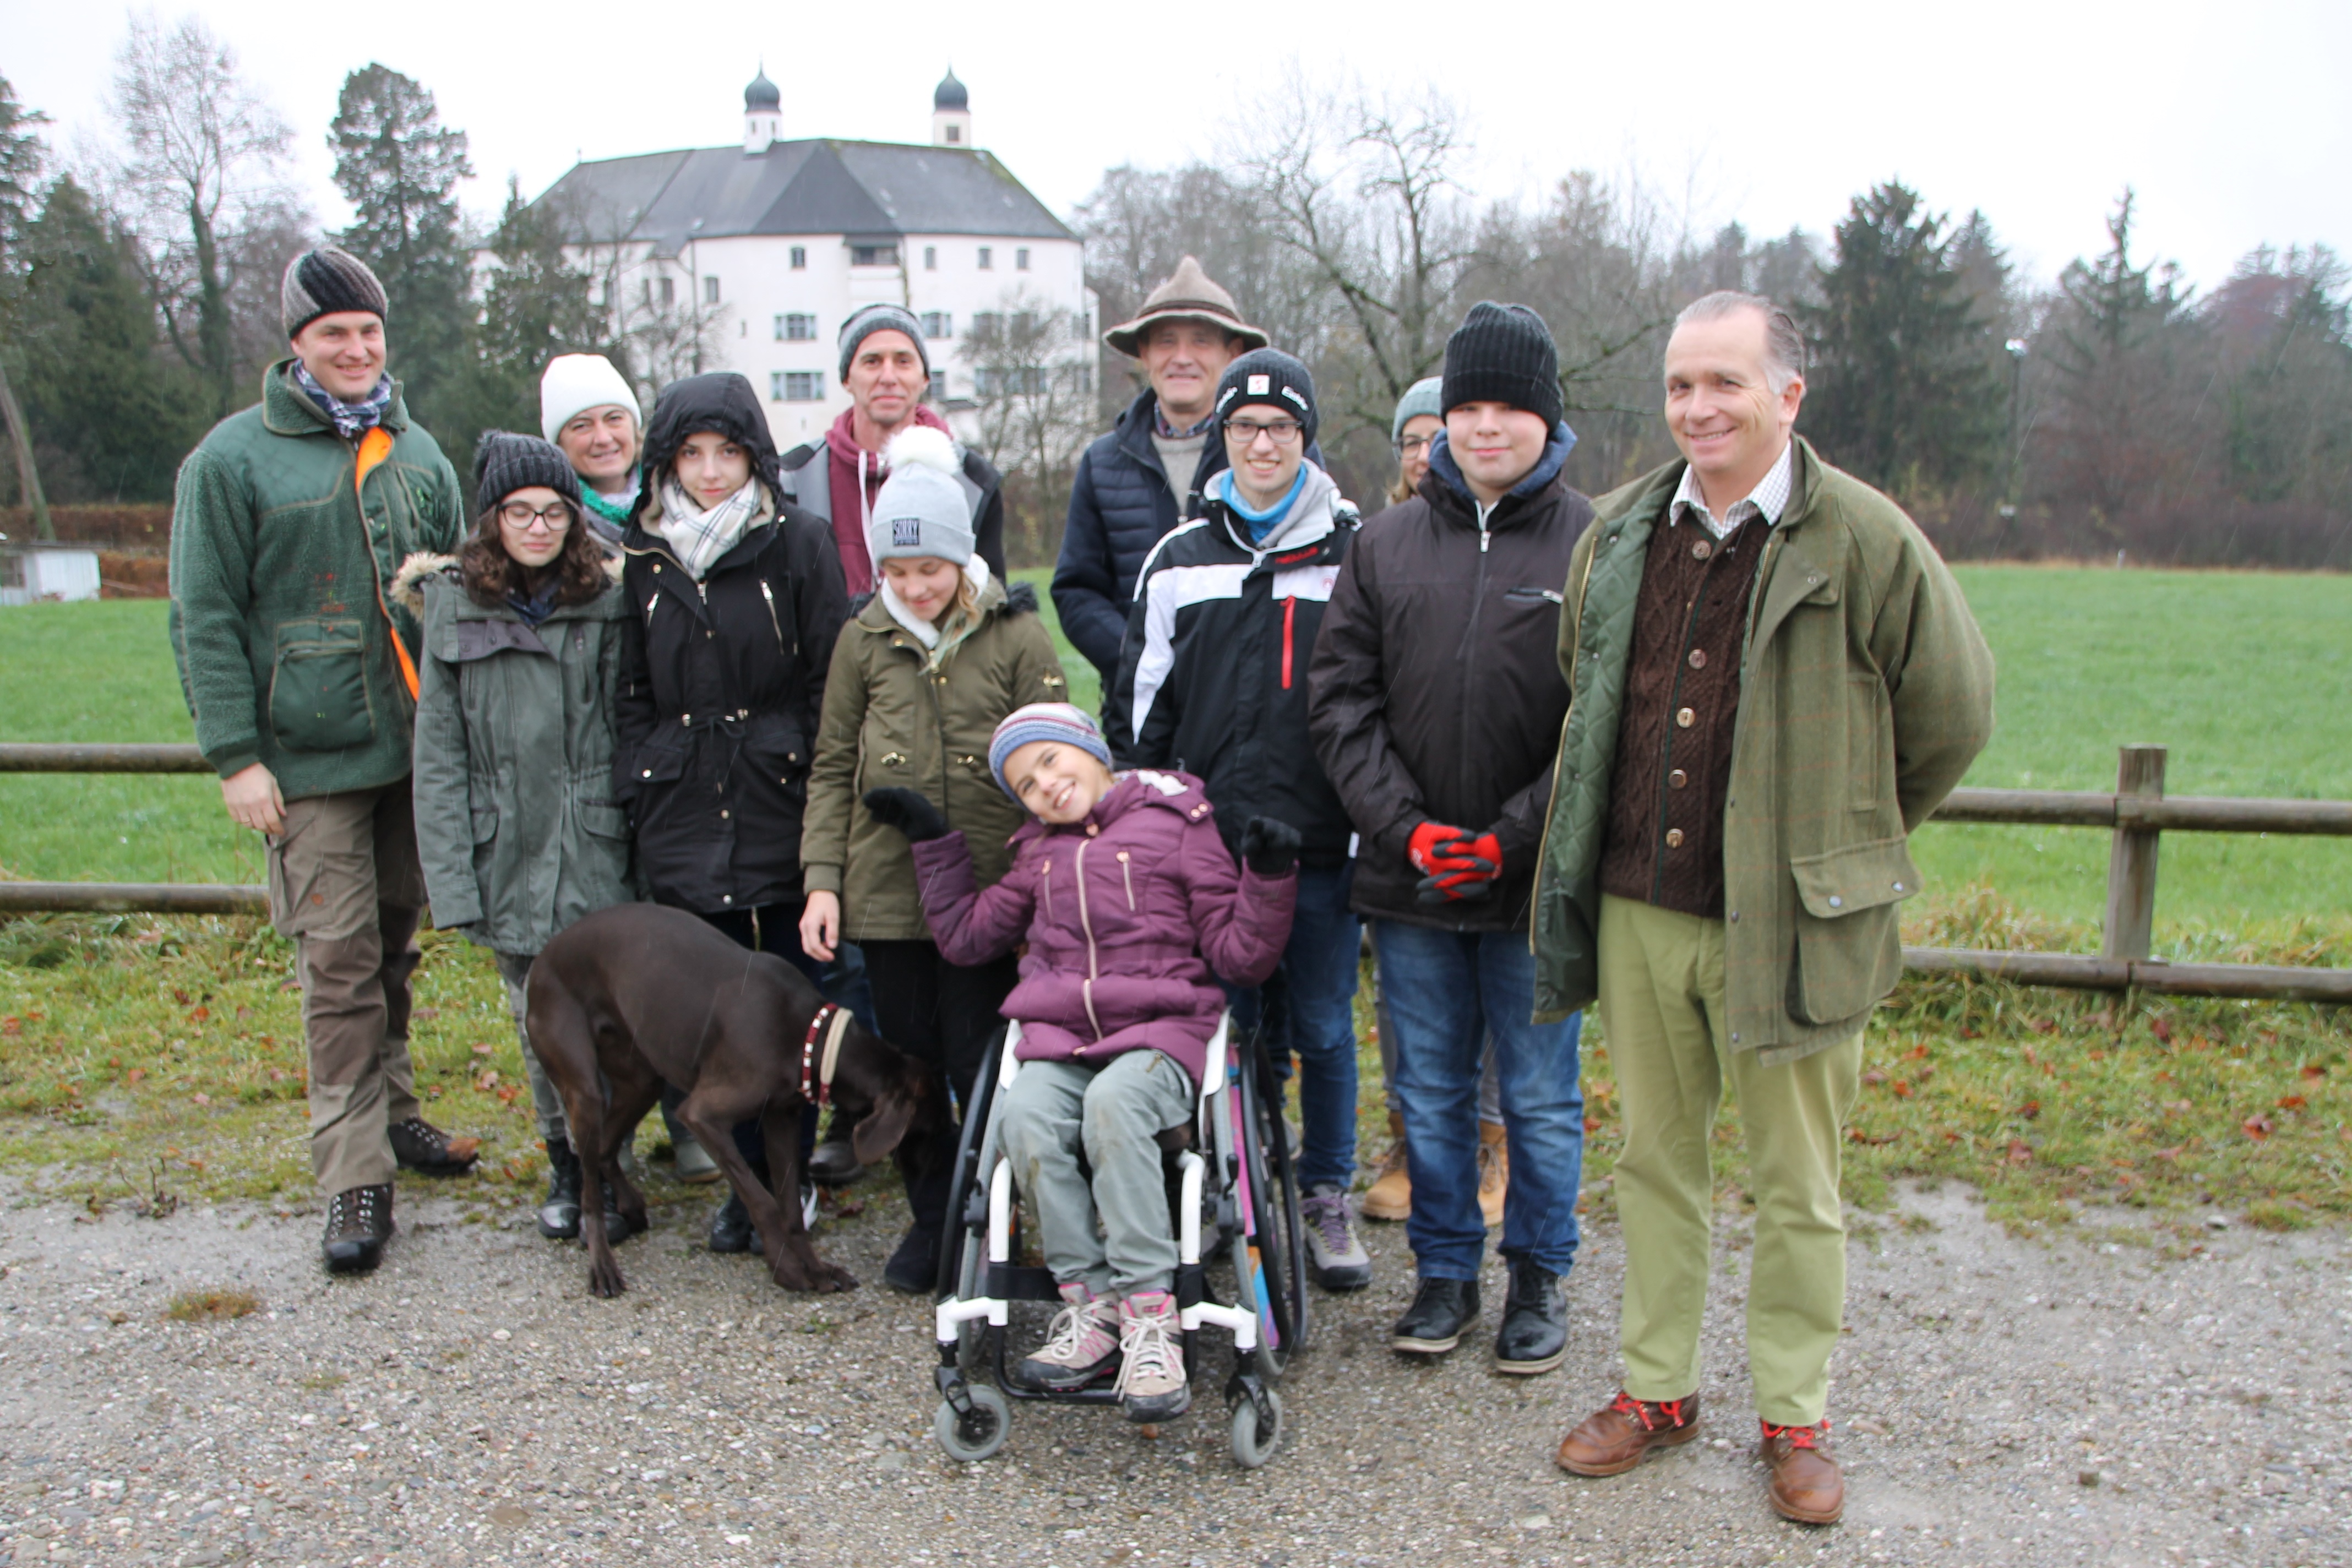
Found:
[655,477,764,581]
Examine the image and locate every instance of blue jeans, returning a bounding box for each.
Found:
[1374,920,1585,1278]
[1227,862,1362,1193]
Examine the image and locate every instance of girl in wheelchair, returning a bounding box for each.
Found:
[863,702,1298,1420]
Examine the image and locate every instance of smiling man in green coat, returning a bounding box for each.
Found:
[169,247,475,1277]
[1534,292,1994,1524]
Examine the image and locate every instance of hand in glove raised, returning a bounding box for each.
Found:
[863,787,951,843]
[1239,816,1302,876]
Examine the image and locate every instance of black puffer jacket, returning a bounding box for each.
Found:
[614,373,851,914]
[1307,428,1593,931]
[1108,464,1359,869]
[1052,388,1328,681]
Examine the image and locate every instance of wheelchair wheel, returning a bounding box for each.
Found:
[1232,1037,1308,1378]
[934,1384,1011,1462]
[1228,1386,1284,1469]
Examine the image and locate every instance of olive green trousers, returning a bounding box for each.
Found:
[1596,894,1863,1426]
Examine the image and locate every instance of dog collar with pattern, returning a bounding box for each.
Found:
[799,1004,851,1108]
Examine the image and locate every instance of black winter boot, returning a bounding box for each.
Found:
[1390,1275,1479,1355]
[538,1139,583,1240]
[1494,1257,1567,1374]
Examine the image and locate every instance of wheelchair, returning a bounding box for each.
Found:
[929,1014,1309,1468]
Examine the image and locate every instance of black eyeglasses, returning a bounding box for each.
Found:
[1227,417,1304,446]
[499,501,573,530]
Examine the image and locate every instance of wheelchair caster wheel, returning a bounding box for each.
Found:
[934,1384,1011,1462]
[1228,1386,1283,1469]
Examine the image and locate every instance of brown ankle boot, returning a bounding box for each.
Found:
[1555,1390,1702,1476]
[322,1184,395,1275]
[1761,1419,1843,1523]
[1360,1113,1411,1221]
[1476,1120,1508,1228]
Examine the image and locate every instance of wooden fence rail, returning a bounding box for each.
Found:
[1,741,2346,1002]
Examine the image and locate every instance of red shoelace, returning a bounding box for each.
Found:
[1760,1418,1831,1449]
[1610,1391,1694,1431]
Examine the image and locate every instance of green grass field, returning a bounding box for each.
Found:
[7,567,2344,939]
[1,566,2346,1230]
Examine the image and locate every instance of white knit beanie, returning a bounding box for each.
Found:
[540,355,641,444]
[867,427,974,567]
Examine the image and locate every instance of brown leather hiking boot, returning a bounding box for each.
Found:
[1761,1419,1843,1524]
[389,1117,480,1176]
[1555,1390,1702,1476]
[1361,1113,1411,1221]
[322,1184,394,1275]
[1476,1120,1508,1228]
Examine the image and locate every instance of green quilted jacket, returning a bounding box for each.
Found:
[168,361,466,799]
[1531,438,1995,1062]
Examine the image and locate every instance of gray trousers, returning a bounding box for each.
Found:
[999,1049,1196,1299]
[1375,983,1501,1124]
[493,951,568,1146]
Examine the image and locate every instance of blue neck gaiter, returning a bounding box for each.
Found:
[1220,466,1309,543]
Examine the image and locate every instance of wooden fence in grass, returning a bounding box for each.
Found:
[2,741,2348,1002]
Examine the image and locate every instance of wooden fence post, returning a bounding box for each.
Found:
[2102,744,2167,961]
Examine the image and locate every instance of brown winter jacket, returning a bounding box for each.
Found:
[1307,435,1594,931]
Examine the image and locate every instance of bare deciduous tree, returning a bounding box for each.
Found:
[100,13,297,419]
[960,289,1098,566]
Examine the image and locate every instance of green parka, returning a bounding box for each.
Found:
[801,576,1069,941]
[169,361,466,797]
[402,554,636,955]
[1531,439,1995,1062]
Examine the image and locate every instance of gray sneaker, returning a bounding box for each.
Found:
[1301,1184,1371,1291]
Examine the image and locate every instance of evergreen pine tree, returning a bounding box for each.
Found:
[440,178,618,456]
[1800,181,2002,496]
[328,64,473,433]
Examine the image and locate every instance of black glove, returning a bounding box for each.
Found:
[1239,816,1302,876]
[864,787,950,843]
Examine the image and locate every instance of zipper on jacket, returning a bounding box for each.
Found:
[759,580,785,652]
[1117,850,1135,911]
[1074,839,1104,1043]
[1041,858,1054,925]
[644,592,658,627]
[1281,597,1297,690]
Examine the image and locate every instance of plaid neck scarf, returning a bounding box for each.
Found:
[656,476,764,581]
[291,361,393,439]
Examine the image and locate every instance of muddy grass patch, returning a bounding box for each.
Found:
[165,1286,260,1321]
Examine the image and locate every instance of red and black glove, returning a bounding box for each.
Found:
[1408,822,1502,903]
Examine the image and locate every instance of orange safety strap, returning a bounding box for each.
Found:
[353,426,421,701]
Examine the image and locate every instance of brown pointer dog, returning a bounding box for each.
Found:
[527,904,946,1298]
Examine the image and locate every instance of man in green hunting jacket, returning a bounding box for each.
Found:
[170,247,477,1277]
[1536,292,1993,1524]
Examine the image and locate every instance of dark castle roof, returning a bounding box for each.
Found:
[532,138,1070,257]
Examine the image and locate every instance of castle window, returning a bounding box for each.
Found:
[977,246,993,270]
[703,275,720,304]
[772,371,824,402]
[851,243,899,267]
[924,246,937,271]
[790,246,807,269]
[920,312,952,340]
[1016,248,1030,271]
[776,313,817,342]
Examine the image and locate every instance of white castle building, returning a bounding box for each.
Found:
[525,69,1094,449]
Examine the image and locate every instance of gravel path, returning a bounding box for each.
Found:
[0,1177,2344,1568]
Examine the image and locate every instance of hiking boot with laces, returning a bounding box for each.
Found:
[388,1117,480,1177]
[1761,1418,1843,1524]
[1390,1275,1477,1354]
[1114,1289,1189,1423]
[1014,1282,1121,1391]
[1555,1390,1703,1476]
[538,1138,582,1240]
[322,1183,394,1275]
[1300,1183,1371,1291]
[1360,1113,1411,1222]
[1494,1257,1566,1375]
[1476,1120,1509,1229]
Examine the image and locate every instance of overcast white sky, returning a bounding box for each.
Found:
[6,0,2347,295]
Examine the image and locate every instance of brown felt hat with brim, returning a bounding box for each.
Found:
[1102,255,1270,358]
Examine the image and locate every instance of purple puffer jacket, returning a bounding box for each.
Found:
[907,769,1296,1086]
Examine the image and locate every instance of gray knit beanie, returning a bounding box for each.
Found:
[838,303,930,381]
[282,247,388,338]
[867,427,974,568]
[473,431,583,516]
[1391,376,1444,443]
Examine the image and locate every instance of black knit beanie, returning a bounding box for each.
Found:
[1212,348,1318,450]
[281,247,389,339]
[1441,302,1562,428]
[473,431,584,516]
